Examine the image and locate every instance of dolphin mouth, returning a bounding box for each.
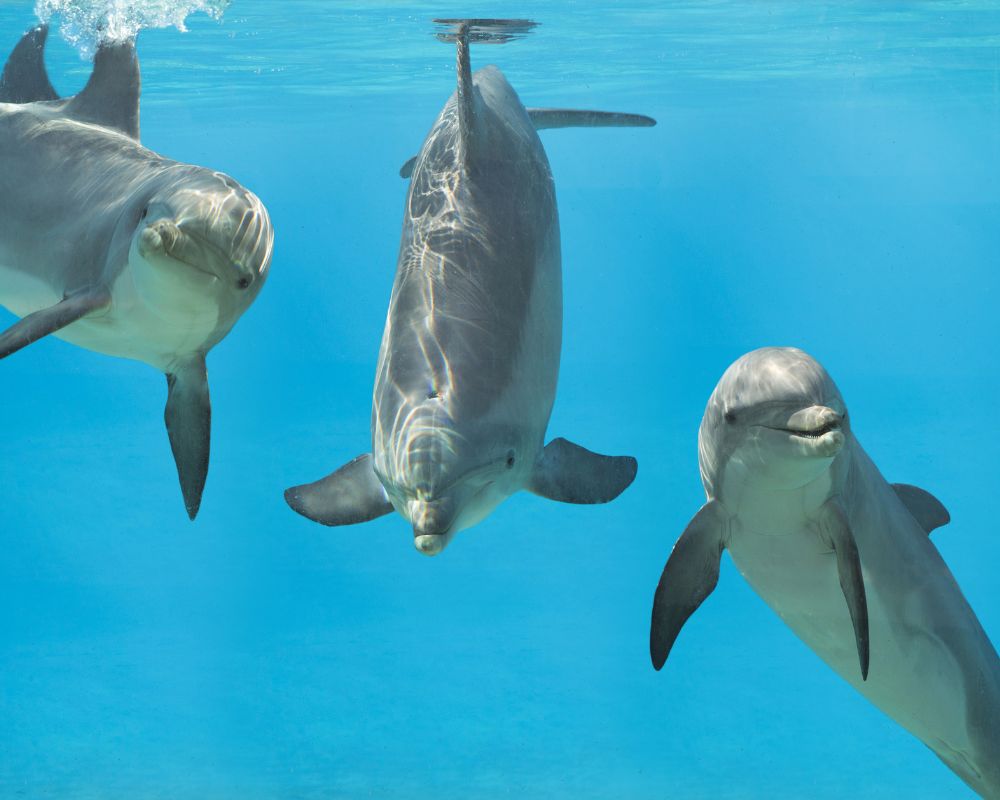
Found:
[138,220,235,283]
[776,420,841,439]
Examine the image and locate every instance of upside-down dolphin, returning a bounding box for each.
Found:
[650,347,1000,798]
[0,25,273,519]
[285,19,652,555]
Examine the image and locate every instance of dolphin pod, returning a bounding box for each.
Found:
[650,347,1000,797]
[1,15,998,800]
[285,19,650,555]
[0,25,273,519]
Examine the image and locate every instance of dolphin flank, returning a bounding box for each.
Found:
[649,347,1000,798]
[0,25,274,519]
[285,19,652,554]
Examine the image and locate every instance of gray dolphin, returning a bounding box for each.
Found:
[0,26,274,519]
[285,19,651,555]
[650,347,1000,797]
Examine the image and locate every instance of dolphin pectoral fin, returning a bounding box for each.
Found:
[0,287,110,359]
[285,454,393,526]
[650,501,726,671]
[816,499,870,681]
[526,108,657,130]
[527,437,637,504]
[892,483,950,535]
[0,25,58,104]
[65,39,140,140]
[164,355,211,521]
[399,156,417,178]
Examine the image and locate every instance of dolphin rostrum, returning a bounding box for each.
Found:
[285,19,652,555]
[650,347,1000,797]
[0,25,274,519]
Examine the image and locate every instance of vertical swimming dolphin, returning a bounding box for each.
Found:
[286,20,653,555]
[0,25,274,519]
[650,347,1000,798]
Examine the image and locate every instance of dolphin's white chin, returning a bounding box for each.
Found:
[414,534,446,556]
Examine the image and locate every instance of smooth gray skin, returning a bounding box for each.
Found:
[0,26,274,519]
[651,347,1000,798]
[286,21,648,555]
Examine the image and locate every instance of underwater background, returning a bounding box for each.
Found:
[1,1,998,797]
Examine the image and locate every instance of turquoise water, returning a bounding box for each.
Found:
[1,2,999,797]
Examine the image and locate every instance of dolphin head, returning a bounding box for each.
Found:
[123,167,273,345]
[375,406,524,556]
[699,347,849,494]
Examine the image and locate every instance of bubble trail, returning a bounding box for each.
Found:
[34,0,230,58]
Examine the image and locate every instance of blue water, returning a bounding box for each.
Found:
[1,2,999,797]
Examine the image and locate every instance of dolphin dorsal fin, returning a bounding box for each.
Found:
[892,483,950,535]
[0,25,59,104]
[64,39,140,140]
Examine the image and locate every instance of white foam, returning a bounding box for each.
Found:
[35,0,230,58]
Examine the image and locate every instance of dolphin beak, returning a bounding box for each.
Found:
[784,406,846,457]
[139,218,245,284]
[138,219,182,257]
[414,533,447,556]
[409,497,457,556]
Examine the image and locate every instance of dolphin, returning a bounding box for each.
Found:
[0,25,274,519]
[649,347,1000,797]
[285,19,652,555]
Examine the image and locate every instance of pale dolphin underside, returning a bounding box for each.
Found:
[286,20,652,555]
[0,25,274,518]
[649,347,1000,798]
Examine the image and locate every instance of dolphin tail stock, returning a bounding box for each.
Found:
[0,24,58,104]
[433,19,538,157]
[0,287,111,359]
[891,483,950,535]
[527,437,637,504]
[165,355,211,521]
[814,499,870,681]
[526,108,657,130]
[650,501,727,671]
[285,453,394,526]
[62,37,141,140]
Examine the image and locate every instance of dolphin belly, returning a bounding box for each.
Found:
[729,522,999,794]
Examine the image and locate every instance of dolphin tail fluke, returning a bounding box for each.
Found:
[526,109,657,130]
[65,38,141,140]
[0,288,110,359]
[433,18,538,45]
[0,25,58,104]
[816,499,870,681]
[527,437,637,504]
[892,483,950,535]
[285,453,394,526]
[164,355,211,521]
[650,501,727,671]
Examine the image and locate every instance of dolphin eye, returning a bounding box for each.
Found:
[724,410,736,424]
[506,451,515,469]
[237,277,251,290]
[139,207,148,220]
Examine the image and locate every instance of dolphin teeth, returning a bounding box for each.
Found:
[783,422,839,439]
